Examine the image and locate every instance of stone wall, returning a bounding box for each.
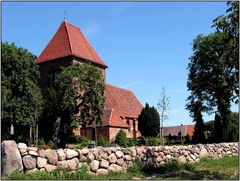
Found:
[1,141,238,176]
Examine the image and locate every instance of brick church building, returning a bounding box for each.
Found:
[36,21,143,142]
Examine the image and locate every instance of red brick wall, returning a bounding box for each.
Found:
[38,56,106,88]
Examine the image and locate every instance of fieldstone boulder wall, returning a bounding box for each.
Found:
[1,141,238,176]
[1,140,23,176]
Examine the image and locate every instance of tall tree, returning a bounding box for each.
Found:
[186,2,239,142]
[39,63,105,147]
[138,103,160,137]
[1,42,43,142]
[187,32,238,141]
[157,87,170,145]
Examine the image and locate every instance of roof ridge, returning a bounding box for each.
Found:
[77,27,103,63]
[64,21,73,54]
[65,20,80,30]
[37,21,64,59]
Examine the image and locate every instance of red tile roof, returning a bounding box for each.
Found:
[186,124,195,136]
[105,84,143,118]
[36,21,107,68]
[88,84,143,128]
[162,124,195,137]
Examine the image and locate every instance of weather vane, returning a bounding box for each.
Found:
[64,11,67,20]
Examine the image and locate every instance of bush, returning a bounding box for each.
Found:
[38,138,46,146]
[98,135,108,147]
[146,137,159,146]
[67,135,90,144]
[47,140,55,149]
[138,103,160,137]
[127,138,137,147]
[115,129,127,147]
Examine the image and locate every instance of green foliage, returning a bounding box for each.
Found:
[227,112,239,142]
[115,129,127,147]
[39,63,105,147]
[127,158,142,174]
[38,138,46,146]
[97,135,108,147]
[1,42,43,141]
[138,103,160,137]
[186,2,239,142]
[47,140,55,149]
[190,102,205,144]
[67,135,90,144]
[145,137,159,146]
[127,138,137,147]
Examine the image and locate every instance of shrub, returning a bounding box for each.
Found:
[127,138,137,147]
[146,137,159,146]
[115,129,127,147]
[38,138,46,146]
[138,103,160,137]
[67,135,90,144]
[47,140,55,149]
[98,135,108,147]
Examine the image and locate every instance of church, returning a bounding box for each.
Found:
[36,20,143,142]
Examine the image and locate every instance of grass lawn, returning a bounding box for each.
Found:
[6,156,239,180]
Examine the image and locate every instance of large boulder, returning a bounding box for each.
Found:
[57,149,66,161]
[22,155,36,170]
[115,151,124,158]
[67,158,79,171]
[65,149,78,159]
[18,143,28,155]
[100,159,109,168]
[46,150,58,165]
[108,153,117,163]
[37,157,47,168]
[1,140,23,175]
[90,160,100,172]
[96,168,108,175]
[57,160,68,170]
[44,164,57,173]
[108,164,122,172]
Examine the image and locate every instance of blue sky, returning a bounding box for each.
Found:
[2,2,238,126]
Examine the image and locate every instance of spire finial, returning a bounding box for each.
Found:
[64,11,67,20]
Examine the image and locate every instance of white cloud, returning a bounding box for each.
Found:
[82,23,101,37]
[120,81,142,89]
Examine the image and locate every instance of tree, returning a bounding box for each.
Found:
[212,1,239,80]
[138,103,160,137]
[187,32,238,141]
[186,2,239,142]
[1,42,43,142]
[115,129,127,147]
[214,113,223,143]
[191,102,206,144]
[39,63,105,147]
[157,87,170,145]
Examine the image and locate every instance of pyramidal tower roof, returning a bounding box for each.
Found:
[36,20,107,67]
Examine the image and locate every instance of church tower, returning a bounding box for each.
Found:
[36,20,107,87]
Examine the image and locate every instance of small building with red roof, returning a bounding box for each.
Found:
[162,124,195,137]
[37,20,143,142]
